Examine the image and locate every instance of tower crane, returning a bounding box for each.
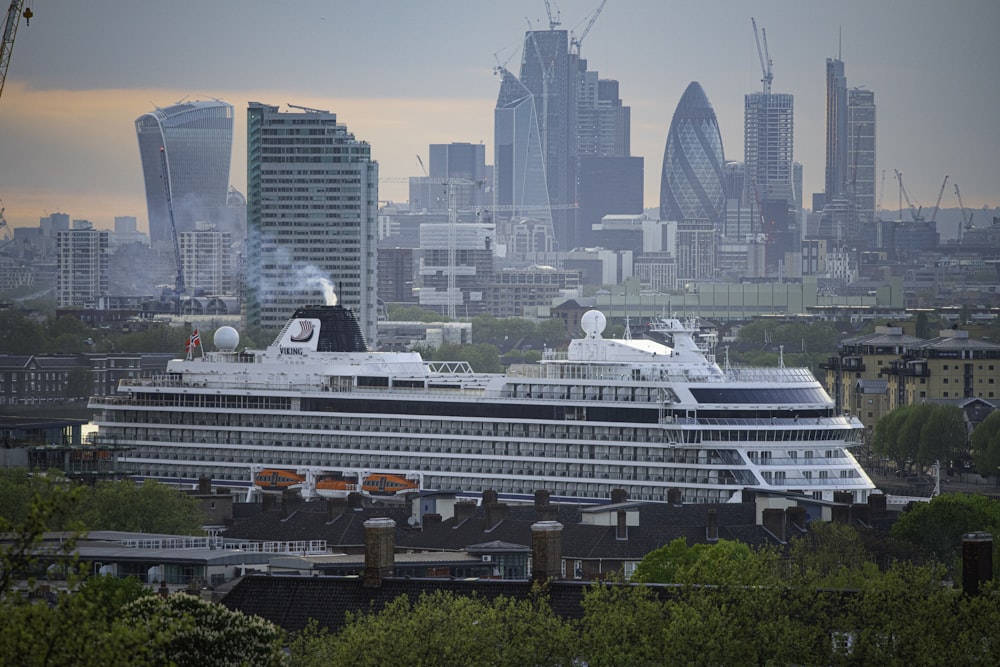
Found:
[929,175,948,223]
[570,0,608,55]
[893,169,922,222]
[1,1,32,104]
[751,17,773,95]
[543,0,560,30]
[159,147,185,308]
[954,183,974,242]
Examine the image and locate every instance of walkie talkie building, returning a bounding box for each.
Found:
[135,100,234,247]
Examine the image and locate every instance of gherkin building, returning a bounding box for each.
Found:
[659,82,726,224]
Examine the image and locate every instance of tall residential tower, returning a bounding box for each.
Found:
[245,103,378,343]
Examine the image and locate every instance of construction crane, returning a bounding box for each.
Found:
[875,169,886,220]
[751,17,773,95]
[954,183,974,242]
[929,175,949,223]
[159,147,185,307]
[570,0,608,55]
[893,169,922,222]
[1,1,32,104]
[543,0,560,30]
[416,155,428,177]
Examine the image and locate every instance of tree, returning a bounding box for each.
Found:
[631,537,775,586]
[971,410,1000,477]
[917,403,967,466]
[872,404,966,470]
[576,581,672,667]
[289,589,574,667]
[786,521,881,588]
[76,479,205,535]
[120,593,286,667]
[891,493,1000,572]
[386,304,450,323]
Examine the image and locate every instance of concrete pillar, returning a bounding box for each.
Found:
[363,517,396,588]
[531,521,563,582]
[962,532,993,596]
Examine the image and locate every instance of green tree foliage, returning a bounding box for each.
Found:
[76,479,205,535]
[872,403,967,469]
[0,307,48,354]
[120,594,286,667]
[890,493,1000,571]
[289,589,574,667]
[732,318,842,373]
[786,521,881,588]
[971,410,1000,477]
[471,314,571,352]
[575,582,671,667]
[631,537,775,585]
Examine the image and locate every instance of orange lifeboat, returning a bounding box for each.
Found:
[253,469,305,493]
[361,473,419,496]
[315,476,359,498]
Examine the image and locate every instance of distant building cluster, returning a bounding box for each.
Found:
[1,16,998,350]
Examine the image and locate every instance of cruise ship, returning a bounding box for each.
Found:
[89,305,875,505]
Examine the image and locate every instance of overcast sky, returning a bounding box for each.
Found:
[0,0,997,232]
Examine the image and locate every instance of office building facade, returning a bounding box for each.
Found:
[135,100,234,247]
[848,88,876,224]
[56,226,109,308]
[660,82,726,225]
[245,103,378,343]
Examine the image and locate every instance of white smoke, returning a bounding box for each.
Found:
[297,264,338,306]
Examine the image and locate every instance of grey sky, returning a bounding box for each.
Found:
[0,0,997,230]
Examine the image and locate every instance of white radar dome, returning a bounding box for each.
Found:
[213,326,240,351]
[580,310,607,337]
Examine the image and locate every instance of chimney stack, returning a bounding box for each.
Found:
[534,489,557,521]
[423,513,442,528]
[667,488,683,506]
[363,518,396,588]
[616,508,628,541]
[531,521,563,582]
[868,493,887,520]
[347,492,364,509]
[486,501,508,529]
[198,476,212,495]
[611,488,628,504]
[454,500,477,523]
[706,508,718,541]
[962,532,993,596]
[762,508,786,543]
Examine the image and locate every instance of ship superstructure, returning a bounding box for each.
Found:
[89,305,874,504]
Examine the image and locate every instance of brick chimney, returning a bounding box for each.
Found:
[454,500,476,523]
[486,501,508,530]
[706,508,718,541]
[198,476,212,495]
[611,488,627,504]
[534,489,557,521]
[616,508,628,541]
[363,517,396,588]
[762,508,786,542]
[482,489,498,505]
[785,506,807,531]
[962,532,993,596]
[326,498,347,521]
[667,488,683,506]
[423,513,442,528]
[868,493,887,520]
[347,492,364,509]
[530,521,563,582]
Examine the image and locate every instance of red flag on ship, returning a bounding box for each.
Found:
[184,336,192,353]
[191,329,201,348]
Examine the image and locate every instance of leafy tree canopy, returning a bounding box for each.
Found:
[891,493,1000,570]
[971,410,1000,477]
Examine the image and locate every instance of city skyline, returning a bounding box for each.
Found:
[0,0,997,233]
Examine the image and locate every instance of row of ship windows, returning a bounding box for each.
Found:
[109,411,855,446]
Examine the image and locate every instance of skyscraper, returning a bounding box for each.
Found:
[135,100,234,247]
[56,224,109,308]
[825,58,848,200]
[245,103,378,343]
[660,82,726,225]
[494,66,551,225]
[848,87,876,223]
